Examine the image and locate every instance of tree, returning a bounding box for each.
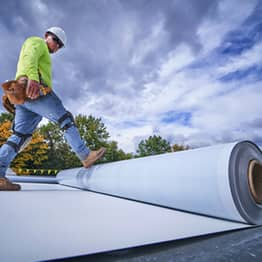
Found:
[0,120,12,145]
[172,144,190,152]
[0,115,48,169]
[39,114,112,169]
[136,135,171,157]
[0,112,14,123]
[38,121,68,169]
[0,112,133,170]
[12,131,49,169]
[75,114,109,149]
[102,141,132,163]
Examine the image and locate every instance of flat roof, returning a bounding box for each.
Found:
[0,182,249,261]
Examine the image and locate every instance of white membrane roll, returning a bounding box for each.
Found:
[57,140,262,225]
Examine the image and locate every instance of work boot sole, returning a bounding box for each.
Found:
[0,187,21,191]
[0,178,21,191]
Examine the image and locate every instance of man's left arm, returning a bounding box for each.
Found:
[16,39,44,99]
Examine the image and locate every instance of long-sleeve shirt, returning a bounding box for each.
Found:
[15,36,52,88]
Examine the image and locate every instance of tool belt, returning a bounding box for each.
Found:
[1,78,52,114]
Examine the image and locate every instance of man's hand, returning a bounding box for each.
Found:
[26,79,40,99]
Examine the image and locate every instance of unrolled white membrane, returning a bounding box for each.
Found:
[57,140,262,225]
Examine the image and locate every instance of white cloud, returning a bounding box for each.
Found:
[197,0,258,54]
[216,42,262,76]
[192,81,262,130]
[158,44,195,79]
[107,123,154,153]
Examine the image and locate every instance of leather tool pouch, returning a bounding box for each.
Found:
[2,94,15,114]
[1,80,26,105]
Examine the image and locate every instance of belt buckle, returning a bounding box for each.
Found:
[40,85,48,96]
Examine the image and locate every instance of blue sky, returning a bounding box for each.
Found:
[0,0,261,152]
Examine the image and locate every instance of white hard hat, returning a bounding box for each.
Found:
[46,26,67,47]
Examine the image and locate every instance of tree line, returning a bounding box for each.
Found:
[0,112,189,171]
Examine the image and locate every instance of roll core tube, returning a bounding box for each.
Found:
[248,160,262,204]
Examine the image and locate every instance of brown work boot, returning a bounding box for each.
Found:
[0,177,21,191]
[82,148,106,168]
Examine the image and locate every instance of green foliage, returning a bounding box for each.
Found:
[136,135,171,157]
[75,114,109,149]
[0,111,190,171]
[39,114,131,169]
[38,122,70,169]
[0,112,14,123]
[102,141,133,163]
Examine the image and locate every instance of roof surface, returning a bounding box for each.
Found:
[0,182,249,261]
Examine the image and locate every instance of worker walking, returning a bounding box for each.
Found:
[0,27,106,191]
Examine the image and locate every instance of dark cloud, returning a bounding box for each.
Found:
[0,0,219,107]
[0,1,36,33]
[163,1,217,53]
[245,118,262,128]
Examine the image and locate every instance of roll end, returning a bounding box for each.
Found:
[248,160,262,204]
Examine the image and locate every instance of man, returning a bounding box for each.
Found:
[0,27,106,191]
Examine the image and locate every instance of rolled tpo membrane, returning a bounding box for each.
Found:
[57,140,262,225]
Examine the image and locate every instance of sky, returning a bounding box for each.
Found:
[0,0,261,153]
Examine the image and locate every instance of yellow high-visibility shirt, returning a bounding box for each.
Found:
[16,36,52,88]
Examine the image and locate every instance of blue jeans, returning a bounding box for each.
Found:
[0,91,90,177]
